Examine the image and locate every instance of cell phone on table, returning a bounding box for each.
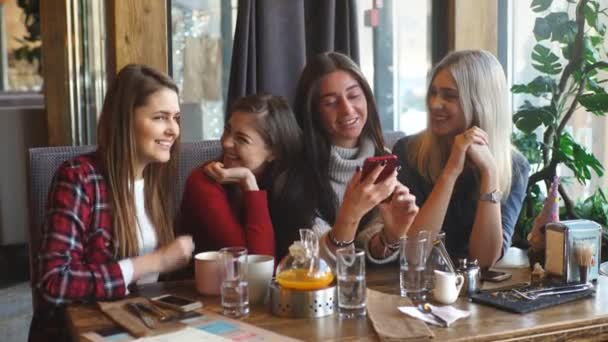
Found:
[361,155,399,183]
[481,269,512,282]
[150,294,203,312]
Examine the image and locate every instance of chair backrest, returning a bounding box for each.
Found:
[383,130,406,150]
[26,141,221,310]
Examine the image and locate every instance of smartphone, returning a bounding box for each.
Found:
[361,155,399,183]
[481,269,512,283]
[150,294,203,312]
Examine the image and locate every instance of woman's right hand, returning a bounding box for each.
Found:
[156,235,195,273]
[444,126,488,178]
[333,164,397,239]
[203,161,259,191]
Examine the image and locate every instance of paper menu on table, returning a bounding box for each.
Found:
[132,327,230,341]
[83,310,302,342]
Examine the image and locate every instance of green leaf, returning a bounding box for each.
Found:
[511,76,556,96]
[532,0,553,12]
[534,17,552,41]
[558,133,605,184]
[532,44,562,74]
[584,1,599,32]
[552,19,578,44]
[590,35,605,47]
[583,37,600,65]
[513,101,557,133]
[512,131,542,164]
[578,93,608,115]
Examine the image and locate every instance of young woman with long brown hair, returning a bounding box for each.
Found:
[30,64,194,341]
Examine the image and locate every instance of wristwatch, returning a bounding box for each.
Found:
[479,189,502,203]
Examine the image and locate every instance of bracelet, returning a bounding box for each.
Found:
[328,230,355,248]
[379,229,402,251]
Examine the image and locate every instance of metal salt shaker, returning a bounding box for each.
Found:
[456,258,481,297]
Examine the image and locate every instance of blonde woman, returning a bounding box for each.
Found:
[393,50,529,267]
[31,65,194,341]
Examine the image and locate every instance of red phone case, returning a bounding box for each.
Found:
[361,155,398,183]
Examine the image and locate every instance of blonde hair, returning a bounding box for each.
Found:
[97,64,179,259]
[411,50,513,195]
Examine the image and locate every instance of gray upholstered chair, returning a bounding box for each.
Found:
[383,130,406,150]
[26,140,221,310]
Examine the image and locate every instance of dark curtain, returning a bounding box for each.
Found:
[226,0,359,113]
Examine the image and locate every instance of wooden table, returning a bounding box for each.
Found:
[66,264,608,341]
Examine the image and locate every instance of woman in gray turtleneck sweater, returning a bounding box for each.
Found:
[289,52,419,266]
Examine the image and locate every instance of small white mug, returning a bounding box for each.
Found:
[433,270,464,304]
[247,255,275,305]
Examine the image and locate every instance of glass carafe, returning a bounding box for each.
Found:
[275,229,334,290]
[423,231,455,294]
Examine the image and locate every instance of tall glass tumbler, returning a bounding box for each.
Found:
[400,234,428,303]
[219,247,249,317]
[336,247,367,319]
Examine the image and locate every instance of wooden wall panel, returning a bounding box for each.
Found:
[451,0,498,54]
[106,0,168,77]
[40,0,73,146]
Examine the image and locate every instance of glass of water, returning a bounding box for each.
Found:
[219,247,249,317]
[400,233,429,303]
[336,247,366,319]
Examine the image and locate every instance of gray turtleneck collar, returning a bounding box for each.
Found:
[328,138,376,204]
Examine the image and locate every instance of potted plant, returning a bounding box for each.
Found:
[511,0,608,247]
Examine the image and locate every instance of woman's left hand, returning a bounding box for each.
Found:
[378,183,419,243]
[464,127,497,175]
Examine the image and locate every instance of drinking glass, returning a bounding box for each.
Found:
[423,231,455,294]
[336,247,366,319]
[219,247,249,317]
[400,233,428,303]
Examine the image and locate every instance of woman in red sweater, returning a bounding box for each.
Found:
[179,94,304,259]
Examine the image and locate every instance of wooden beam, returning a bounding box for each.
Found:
[40,0,73,146]
[451,0,498,54]
[106,0,168,78]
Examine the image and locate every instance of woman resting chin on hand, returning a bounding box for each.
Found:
[393,50,530,268]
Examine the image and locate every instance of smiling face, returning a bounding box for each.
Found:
[427,68,466,138]
[317,70,368,148]
[221,111,274,177]
[133,87,180,178]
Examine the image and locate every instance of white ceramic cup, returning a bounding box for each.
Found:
[195,251,222,296]
[247,254,275,305]
[433,270,464,304]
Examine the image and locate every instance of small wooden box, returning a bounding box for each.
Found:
[545,219,602,283]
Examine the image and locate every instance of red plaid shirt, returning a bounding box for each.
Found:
[37,153,127,306]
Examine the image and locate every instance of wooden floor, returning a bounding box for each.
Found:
[0,281,32,342]
[0,243,32,342]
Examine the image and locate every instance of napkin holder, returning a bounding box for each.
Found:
[545,219,601,283]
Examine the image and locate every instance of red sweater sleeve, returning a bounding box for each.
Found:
[179,167,275,257]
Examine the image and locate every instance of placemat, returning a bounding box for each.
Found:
[367,289,433,341]
[471,288,595,314]
[98,297,187,337]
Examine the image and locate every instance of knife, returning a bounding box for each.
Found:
[524,283,592,295]
[125,302,156,329]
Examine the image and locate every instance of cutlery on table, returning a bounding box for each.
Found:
[125,303,156,329]
[417,303,448,327]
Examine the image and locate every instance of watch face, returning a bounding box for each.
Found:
[481,190,502,203]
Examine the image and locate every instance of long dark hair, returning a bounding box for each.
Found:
[228,94,312,258]
[97,64,180,258]
[292,52,385,227]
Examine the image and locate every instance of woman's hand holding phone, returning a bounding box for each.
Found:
[360,155,399,183]
[333,160,399,242]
